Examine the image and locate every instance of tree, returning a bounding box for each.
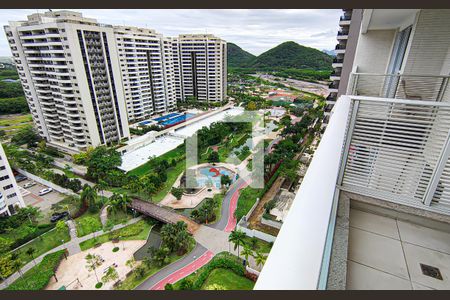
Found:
[207,151,219,163]
[86,146,122,182]
[0,254,15,281]
[0,237,12,254]
[148,247,171,267]
[160,221,190,255]
[228,229,246,258]
[220,174,232,187]
[101,266,118,284]
[171,187,184,200]
[125,258,136,269]
[11,254,23,278]
[25,247,37,266]
[80,185,98,213]
[85,253,103,283]
[109,193,131,213]
[247,101,257,111]
[179,278,194,290]
[241,245,254,266]
[55,220,67,234]
[10,125,41,147]
[254,251,267,268]
[94,179,108,198]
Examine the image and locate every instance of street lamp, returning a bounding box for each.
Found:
[120,236,125,251]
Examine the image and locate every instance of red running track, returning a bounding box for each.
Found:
[224,180,250,232]
[150,250,214,290]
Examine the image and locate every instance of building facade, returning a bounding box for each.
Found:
[4,11,130,152]
[324,9,362,123]
[171,34,227,103]
[114,26,177,122]
[256,9,450,290]
[5,11,228,150]
[0,143,25,217]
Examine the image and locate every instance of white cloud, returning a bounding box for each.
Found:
[0,9,342,56]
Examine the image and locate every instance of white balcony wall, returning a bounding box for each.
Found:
[353,30,395,74]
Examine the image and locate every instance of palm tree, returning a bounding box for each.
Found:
[25,247,37,266]
[241,245,254,266]
[80,185,97,209]
[109,193,127,213]
[85,253,103,283]
[228,229,246,258]
[254,251,267,269]
[94,179,108,198]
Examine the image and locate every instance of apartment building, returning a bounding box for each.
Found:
[0,143,25,217]
[171,34,227,103]
[256,9,450,290]
[4,10,130,152]
[324,9,362,124]
[114,26,176,122]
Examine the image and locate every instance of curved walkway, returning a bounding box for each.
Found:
[208,178,249,231]
[135,243,210,290]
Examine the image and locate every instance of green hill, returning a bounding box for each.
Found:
[250,41,332,71]
[227,43,256,68]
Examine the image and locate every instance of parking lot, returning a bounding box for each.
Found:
[18,178,66,214]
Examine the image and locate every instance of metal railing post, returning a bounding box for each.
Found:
[337,99,360,186]
[423,129,450,206]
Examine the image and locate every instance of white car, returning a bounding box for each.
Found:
[38,188,53,196]
[23,182,37,189]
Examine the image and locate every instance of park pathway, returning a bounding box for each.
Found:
[100,205,110,226]
[0,216,143,290]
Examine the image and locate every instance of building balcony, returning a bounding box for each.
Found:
[256,94,450,290]
[347,72,450,102]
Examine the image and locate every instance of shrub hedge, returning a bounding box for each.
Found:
[178,253,245,290]
[6,250,66,290]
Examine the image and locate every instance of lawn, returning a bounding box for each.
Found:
[115,237,196,290]
[74,211,102,237]
[12,226,70,268]
[171,252,252,290]
[201,268,255,290]
[79,219,153,251]
[107,209,134,226]
[235,169,281,222]
[128,145,186,177]
[5,250,66,290]
[117,145,187,203]
[242,236,272,254]
[0,114,33,138]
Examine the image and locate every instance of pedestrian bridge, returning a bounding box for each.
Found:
[129,199,200,234]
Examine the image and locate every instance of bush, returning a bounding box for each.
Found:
[112,247,119,252]
[6,250,66,290]
[95,282,103,289]
[164,283,174,290]
[190,254,245,290]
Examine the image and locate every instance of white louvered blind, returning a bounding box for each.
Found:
[341,97,450,212]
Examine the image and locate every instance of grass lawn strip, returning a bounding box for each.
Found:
[11,225,70,268]
[201,268,254,290]
[79,219,153,251]
[74,211,102,237]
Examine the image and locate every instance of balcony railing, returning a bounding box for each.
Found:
[256,94,450,290]
[339,96,450,214]
[348,73,450,102]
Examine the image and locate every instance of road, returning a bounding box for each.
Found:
[135,243,210,290]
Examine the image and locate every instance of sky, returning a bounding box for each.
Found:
[0,9,342,57]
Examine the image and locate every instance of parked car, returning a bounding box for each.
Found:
[38,187,53,196]
[15,175,27,182]
[23,181,36,189]
[50,211,69,223]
